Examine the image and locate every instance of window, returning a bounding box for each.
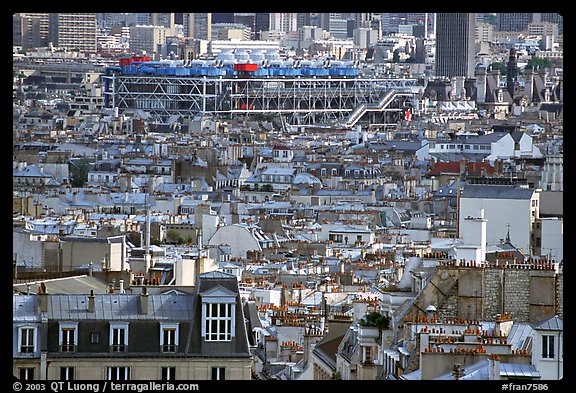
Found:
[106,367,130,381]
[59,323,78,352]
[19,327,36,353]
[205,303,232,341]
[161,367,176,381]
[19,367,35,381]
[200,286,236,342]
[211,367,226,381]
[110,323,128,352]
[60,367,75,381]
[160,323,179,353]
[542,335,555,359]
[90,332,99,344]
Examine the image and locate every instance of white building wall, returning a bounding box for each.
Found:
[487,134,514,162]
[459,197,532,253]
[208,225,261,258]
[13,230,45,268]
[532,330,563,380]
[540,218,563,262]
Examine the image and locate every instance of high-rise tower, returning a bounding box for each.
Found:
[435,13,476,79]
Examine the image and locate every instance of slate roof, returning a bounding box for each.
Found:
[531,315,563,331]
[13,275,110,295]
[45,292,194,321]
[461,184,534,200]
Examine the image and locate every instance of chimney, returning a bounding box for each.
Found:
[119,279,125,294]
[88,290,95,312]
[489,354,501,380]
[140,286,149,314]
[37,283,48,313]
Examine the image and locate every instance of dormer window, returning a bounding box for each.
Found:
[200,285,236,342]
[110,322,129,352]
[18,326,37,354]
[160,323,179,352]
[59,322,78,352]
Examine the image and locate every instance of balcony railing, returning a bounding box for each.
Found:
[110,344,127,353]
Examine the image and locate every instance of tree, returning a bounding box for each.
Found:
[166,229,179,244]
[488,62,507,75]
[359,311,390,330]
[525,58,552,71]
[69,158,91,187]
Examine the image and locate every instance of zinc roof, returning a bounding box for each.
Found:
[46,293,194,321]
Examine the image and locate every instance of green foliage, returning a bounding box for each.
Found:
[69,158,91,187]
[525,58,552,71]
[359,311,390,330]
[488,62,507,75]
[166,229,179,243]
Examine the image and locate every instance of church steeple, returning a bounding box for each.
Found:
[505,222,511,244]
[506,47,518,98]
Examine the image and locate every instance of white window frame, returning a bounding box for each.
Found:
[211,366,226,380]
[59,322,78,352]
[542,334,556,359]
[106,366,130,381]
[109,322,129,352]
[19,367,35,380]
[60,366,75,380]
[203,303,233,341]
[161,366,176,381]
[200,286,236,342]
[18,325,37,354]
[160,323,179,353]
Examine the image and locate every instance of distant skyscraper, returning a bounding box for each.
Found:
[212,13,234,24]
[496,13,533,32]
[183,13,211,40]
[150,13,175,35]
[14,13,50,50]
[435,13,476,78]
[269,13,299,32]
[254,13,270,39]
[48,13,98,52]
[129,24,168,57]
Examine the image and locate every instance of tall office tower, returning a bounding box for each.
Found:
[13,14,23,46]
[269,13,299,32]
[235,13,257,37]
[150,13,175,35]
[297,13,312,29]
[406,13,435,38]
[134,13,151,26]
[435,13,476,78]
[129,25,168,57]
[183,13,212,40]
[254,13,270,39]
[354,13,375,29]
[496,13,533,32]
[380,13,402,34]
[96,13,138,29]
[538,13,563,34]
[318,13,348,39]
[48,13,98,52]
[212,13,235,24]
[14,13,50,49]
